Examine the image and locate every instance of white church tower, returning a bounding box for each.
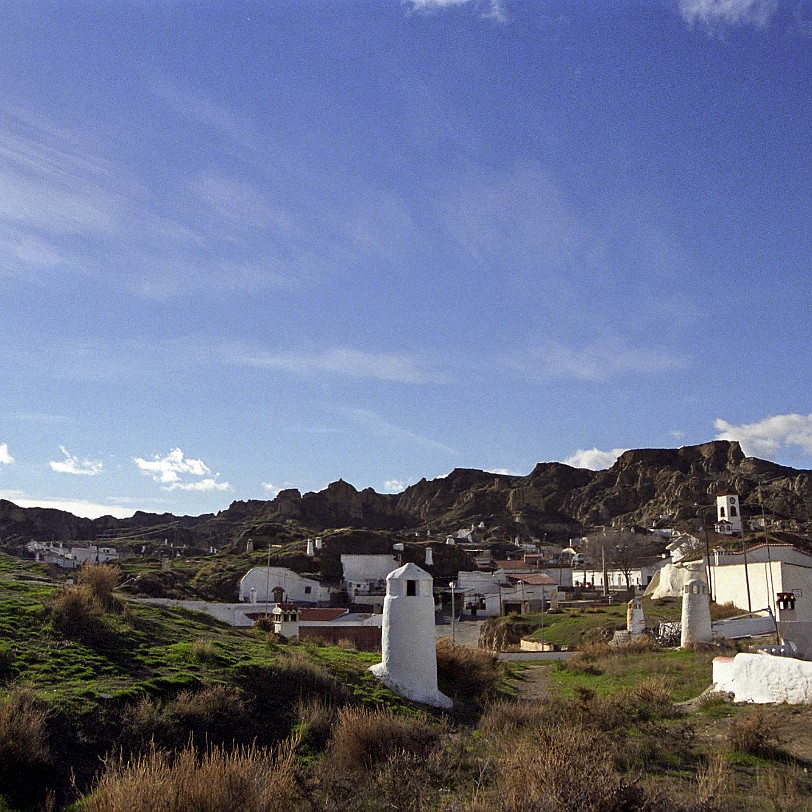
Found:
[370,563,452,709]
[716,490,742,535]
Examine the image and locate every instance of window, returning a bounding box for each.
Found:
[720,506,726,517]
[304,586,312,594]
[406,580,417,596]
[730,506,737,517]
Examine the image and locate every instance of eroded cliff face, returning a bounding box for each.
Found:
[1,442,810,549]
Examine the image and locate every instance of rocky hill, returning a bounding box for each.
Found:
[1,441,810,550]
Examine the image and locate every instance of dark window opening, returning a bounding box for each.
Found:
[406,580,417,596]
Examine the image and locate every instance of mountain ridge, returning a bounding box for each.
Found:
[1,441,810,550]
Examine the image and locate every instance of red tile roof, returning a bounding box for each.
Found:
[298,607,350,622]
[507,573,557,586]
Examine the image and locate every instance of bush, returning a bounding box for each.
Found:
[293,696,339,753]
[78,739,302,812]
[435,638,500,705]
[50,587,108,643]
[78,564,120,612]
[728,710,780,757]
[122,685,254,751]
[325,707,439,773]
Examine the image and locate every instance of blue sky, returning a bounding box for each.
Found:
[0,0,810,519]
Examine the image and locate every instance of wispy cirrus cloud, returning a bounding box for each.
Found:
[230,345,442,385]
[133,448,231,492]
[49,446,103,476]
[0,443,13,465]
[679,0,780,29]
[563,447,628,470]
[714,414,812,458]
[510,337,685,383]
[338,406,458,456]
[404,0,506,22]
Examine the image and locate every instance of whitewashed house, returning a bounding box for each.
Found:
[238,567,329,604]
[341,554,400,605]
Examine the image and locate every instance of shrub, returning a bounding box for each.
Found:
[78,739,302,812]
[271,651,351,704]
[293,696,339,753]
[728,710,780,757]
[435,638,500,705]
[50,587,109,643]
[78,564,120,612]
[325,707,438,773]
[122,685,254,751]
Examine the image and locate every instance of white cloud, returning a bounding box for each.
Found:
[512,337,685,382]
[383,479,408,493]
[232,345,441,385]
[262,482,282,497]
[486,467,524,476]
[714,414,812,458]
[563,448,628,470]
[133,448,230,491]
[165,478,231,492]
[0,490,135,519]
[679,0,780,28]
[0,443,13,465]
[49,446,103,476]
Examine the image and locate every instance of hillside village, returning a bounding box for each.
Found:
[2,440,812,809]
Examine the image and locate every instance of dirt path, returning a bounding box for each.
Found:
[512,663,552,700]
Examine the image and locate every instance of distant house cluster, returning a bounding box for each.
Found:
[25,540,120,570]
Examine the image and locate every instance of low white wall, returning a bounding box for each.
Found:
[136,599,257,627]
[712,653,812,703]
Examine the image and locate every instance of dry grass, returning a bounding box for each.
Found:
[325,706,439,773]
[0,685,52,808]
[470,724,648,811]
[435,637,501,705]
[757,763,811,812]
[78,739,303,812]
[0,684,50,767]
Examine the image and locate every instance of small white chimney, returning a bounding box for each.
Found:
[425,547,434,567]
[306,539,315,557]
[315,536,323,550]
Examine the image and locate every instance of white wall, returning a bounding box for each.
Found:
[713,653,812,703]
[711,560,812,619]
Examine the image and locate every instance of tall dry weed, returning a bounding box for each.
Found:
[79,739,303,812]
[435,637,500,704]
[0,685,52,807]
[325,706,438,773]
[471,725,648,811]
[78,564,120,612]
